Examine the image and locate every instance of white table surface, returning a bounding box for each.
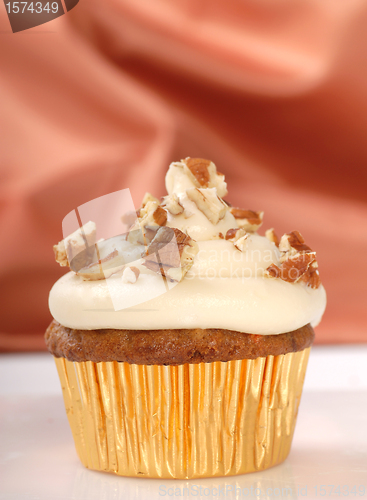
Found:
[1,346,367,500]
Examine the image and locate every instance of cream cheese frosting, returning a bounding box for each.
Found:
[49,158,327,335]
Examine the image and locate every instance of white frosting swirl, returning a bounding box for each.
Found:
[49,161,327,334]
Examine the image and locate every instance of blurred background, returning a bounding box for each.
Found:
[1,0,367,351]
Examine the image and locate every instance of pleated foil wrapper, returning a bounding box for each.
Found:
[55,348,310,479]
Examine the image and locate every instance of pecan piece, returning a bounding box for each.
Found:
[143,227,198,282]
[184,158,211,187]
[300,261,321,289]
[225,228,249,252]
[265,228,279,247]
[266,230,321,288]
[266,253,316,284]
[53,221,96,271]
[127,201,167,245]
[162,193,184,215]
[229,208,263,232]
[279,230,312,256]
[76,250,125,281]
[186,187,227,224]
[182,157,228,197]
[153,206,168,226]
[121,266,140,284]
[141,192,160,208]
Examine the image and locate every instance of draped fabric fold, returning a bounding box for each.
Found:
[0,0,366,350]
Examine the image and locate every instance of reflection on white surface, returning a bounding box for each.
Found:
[0,347,366,500]
[305,345,367,392]
[70,462,299,500]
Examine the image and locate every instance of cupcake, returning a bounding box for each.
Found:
[45,158,326,479]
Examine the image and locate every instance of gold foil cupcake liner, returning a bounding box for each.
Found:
[55,348,310,479]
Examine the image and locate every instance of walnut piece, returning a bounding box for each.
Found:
[229,208,263,232]
[186,187,227,224]
[182,157,228,198]
[121,266,140,284]
[76,249,125,281]
[143,227,199,282]
[53,221,96,271]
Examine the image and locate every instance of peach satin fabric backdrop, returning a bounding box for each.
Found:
[0,0,366,351]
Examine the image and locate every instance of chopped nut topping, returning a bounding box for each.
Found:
[279,230,312,257]
[153,206,168,226]
[225,228,240,240]
[141,192,160,208]
[127,201,167,245]
[234,235,249,252]
[143,227,199,282]
[138,201,167,227]
[265,228,279,247]
[53,221,97,271]
[186,187,227,224]
[266,230,321,288]
[53,241,68,267]
[162,193,184,215]
[182,157,228,198]
[229,208,262,224]
[266,253,317,284]
[76,250,125,281]
[184,158,211,187]
[300,261,321,289]
[229,208,263,232]
[225,228,249,252]
[121,266,140,284]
